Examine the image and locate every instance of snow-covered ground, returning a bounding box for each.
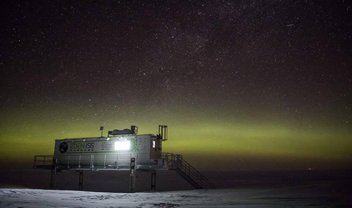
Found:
[1,170,351,207]
[0,186,349,208]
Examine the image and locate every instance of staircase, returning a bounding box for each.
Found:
[162,153,215,189]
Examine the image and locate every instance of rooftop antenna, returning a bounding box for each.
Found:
[100,126,104,137]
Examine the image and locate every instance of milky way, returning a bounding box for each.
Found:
[1,1,351,170]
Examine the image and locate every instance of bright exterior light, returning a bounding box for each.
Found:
[114,140,131,151]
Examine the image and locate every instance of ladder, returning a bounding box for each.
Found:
[162,153,215,189]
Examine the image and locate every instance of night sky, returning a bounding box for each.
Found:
[1,0,352,170]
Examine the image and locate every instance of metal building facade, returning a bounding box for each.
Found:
[54,134,163,170]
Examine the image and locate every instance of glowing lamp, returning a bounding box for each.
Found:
[114,140,131,151]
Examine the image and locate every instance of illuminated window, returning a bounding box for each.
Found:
[114,140,131,151]
[152,140,156,149]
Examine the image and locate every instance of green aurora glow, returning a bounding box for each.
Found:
[1,103,351,170]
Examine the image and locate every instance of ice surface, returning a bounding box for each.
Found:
[0,186,348,208]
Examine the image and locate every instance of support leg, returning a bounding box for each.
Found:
[129,158,136,193]
[151,171,156,191]
[50,158,57,189]
[49,168,56,189]
[129,170,136,193]
[78,171,84,190]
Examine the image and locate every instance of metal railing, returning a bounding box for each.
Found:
[161,152,215,189]
[34,153,135,171]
